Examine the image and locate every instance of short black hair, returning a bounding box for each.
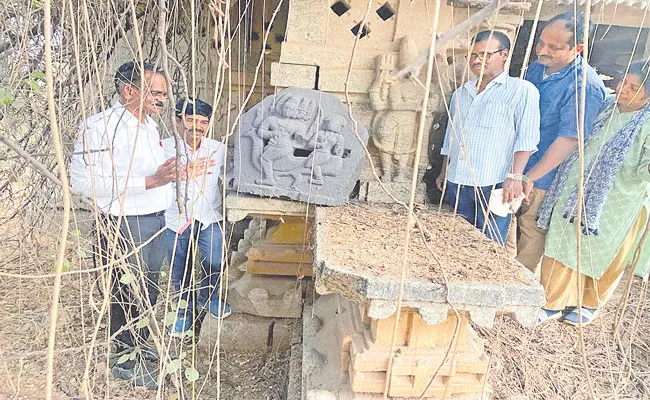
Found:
[175,98,213,118]
[472,30,511,51]
[547,12,593,48]
[114,60,161,93]
[625,60,650,93]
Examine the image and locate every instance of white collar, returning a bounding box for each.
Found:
[112,100,158,128]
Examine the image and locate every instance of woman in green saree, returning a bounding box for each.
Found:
[536,61,650,325]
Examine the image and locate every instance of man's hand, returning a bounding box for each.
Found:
[146,157,178,189]
[523,179,534,204]
[502,177,523,204]
[185,157,217,180]
[436,173,445,191]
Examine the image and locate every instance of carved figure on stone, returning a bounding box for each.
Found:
[233,88,369,206]
[369,36,425,182]
[304,115,347,185]
[252,95,316,186]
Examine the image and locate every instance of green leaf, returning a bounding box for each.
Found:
[160,270,167,278]
[71,229,82,237]
[0,88,14,105]
[165,358,181,375]
[135,317,149,329]
[165,311,177,327]
[177,299,188,309]
[52,258,71,273]
[76,249,87,258]
[129,351,137,360]
[31,0,42,8]
[25,79,39,91]
[120,272,136,284]
[116,354,131,365]
[185,366,200,382]
[30,71,45,80]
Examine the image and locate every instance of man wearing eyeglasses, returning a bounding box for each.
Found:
[517,12,606,273]
[70,60,182,388]
[436,30,540,244]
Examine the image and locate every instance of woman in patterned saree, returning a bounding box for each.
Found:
[536,60,650,325]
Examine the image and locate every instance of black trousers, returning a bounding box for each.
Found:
[97,212,166,352]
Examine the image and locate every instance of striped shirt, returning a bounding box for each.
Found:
[441,71,540,187]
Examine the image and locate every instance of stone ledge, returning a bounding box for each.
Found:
[313,207,545,328]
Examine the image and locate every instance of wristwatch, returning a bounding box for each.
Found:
[506,173,530,183]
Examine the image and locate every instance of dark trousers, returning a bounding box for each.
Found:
[444,181,511,245]
[97,213,166,352]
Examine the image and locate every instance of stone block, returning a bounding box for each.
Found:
[271,62,318,89]
[318,68,375,94]
[359,180,427,205]
[228,273,304,318]
[266,217,313,244]
[233,88,369,206]
[225,193,313,221]
[198,313,294,352]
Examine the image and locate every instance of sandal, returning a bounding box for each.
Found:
[537,308,563,325]
[562,307,598,326]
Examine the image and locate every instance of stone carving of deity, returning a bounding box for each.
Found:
[369,36,425,182]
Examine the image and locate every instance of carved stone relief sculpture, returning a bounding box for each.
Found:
[369,36,432,182]
[233,88,369,206]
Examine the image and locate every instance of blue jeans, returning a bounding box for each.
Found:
[166,222,224,308]
[444,182,511,245]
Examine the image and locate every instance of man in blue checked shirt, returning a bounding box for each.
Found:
[517,12,606,273]
[436,30,540,245]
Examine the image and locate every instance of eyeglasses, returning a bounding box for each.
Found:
[466,49,505,61]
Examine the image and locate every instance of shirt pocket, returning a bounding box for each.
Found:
[476,103,513,129]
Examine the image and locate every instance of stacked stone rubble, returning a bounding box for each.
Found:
[337,297,489,398]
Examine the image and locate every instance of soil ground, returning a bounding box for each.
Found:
[0,206,648,399]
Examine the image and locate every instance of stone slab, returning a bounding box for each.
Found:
[271,62,318,89]
[313,207,546,328]
[233,88,369,206]
[225,194,313,222]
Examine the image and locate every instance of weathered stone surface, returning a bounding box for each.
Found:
[313,207,546,328]
[271,62,318,89]
[198,313,294,352]
[228,273,304,318]
[233,88,369,206]
[299,295,493,399]
[225,193,313,222]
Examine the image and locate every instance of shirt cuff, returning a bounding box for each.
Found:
[557,129,579,139]
[514,144,538,153]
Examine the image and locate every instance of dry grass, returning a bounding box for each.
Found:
[481,278,650,400]
[319,203,528,285]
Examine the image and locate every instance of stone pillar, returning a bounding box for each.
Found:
[225,194,314,319]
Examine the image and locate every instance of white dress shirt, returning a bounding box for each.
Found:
[70,101,173,216]
[164,137,226,233]
[441,71,540,187]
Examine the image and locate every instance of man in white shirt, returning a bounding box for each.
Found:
[165,98,230,337]
[436,31,540,245]
[70,61,180,388]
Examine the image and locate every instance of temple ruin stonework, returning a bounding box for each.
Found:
[233,88,369,206]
